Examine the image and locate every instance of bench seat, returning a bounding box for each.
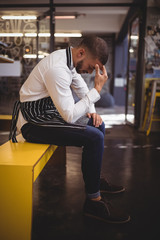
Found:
[0,134,65,240]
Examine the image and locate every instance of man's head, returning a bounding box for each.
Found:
[72,35,109,74]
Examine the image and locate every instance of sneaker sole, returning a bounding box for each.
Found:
[84,212,131,224]
[100,187,126,194]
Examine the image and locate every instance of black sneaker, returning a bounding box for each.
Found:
[83,198,130,224]
[100,178,125,194]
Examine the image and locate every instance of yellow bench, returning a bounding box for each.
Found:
[0,114,12,120]
[0,134,66,240]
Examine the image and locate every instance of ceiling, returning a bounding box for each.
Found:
[0,0,134,35]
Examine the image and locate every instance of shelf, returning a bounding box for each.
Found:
[0,56,14,63]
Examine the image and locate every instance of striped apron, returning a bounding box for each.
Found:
[9,47,86,143]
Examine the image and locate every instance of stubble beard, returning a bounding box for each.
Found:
[76,60,83,74]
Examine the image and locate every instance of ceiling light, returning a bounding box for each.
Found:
[54,33,82,37]
[130,35,138,40]
[0,33,23,37]
[1,15,76,20]
[25,33,37,37]
[0,32,82,38]
[23,54,46,59]
[55,16,75,19]
[23,54,37,58]
[38,33,82,37]
[38,33,51,37]
[1,15,37,20]
[46,15,76,20]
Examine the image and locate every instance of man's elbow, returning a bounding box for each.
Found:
[62,111,74,124]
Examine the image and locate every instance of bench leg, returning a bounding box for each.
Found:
[0,165,33,240]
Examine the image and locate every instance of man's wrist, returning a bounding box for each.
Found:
[94,85,101,94]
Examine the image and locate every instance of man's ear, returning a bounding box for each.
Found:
[77,48,85,58]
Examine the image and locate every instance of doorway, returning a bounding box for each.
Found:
[126,16,140,125]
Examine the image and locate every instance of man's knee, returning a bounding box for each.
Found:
[90,128,104,149]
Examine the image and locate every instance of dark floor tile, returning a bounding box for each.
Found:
[31,125,160,240]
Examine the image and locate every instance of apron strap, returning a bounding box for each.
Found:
[9,100,21,142]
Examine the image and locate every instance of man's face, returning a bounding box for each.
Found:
[76,57,103,74]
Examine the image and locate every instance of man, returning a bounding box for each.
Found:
[10,35,130,223]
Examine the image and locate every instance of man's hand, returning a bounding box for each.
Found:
[87,113,103,127]
[94,64,108,94]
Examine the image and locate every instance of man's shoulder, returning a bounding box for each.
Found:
[37,48,69,72]
[49,48,68,68]
[50,48,66,59]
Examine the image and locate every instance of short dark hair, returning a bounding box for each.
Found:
[78,35,109,65]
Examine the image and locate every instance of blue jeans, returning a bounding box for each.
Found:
[21,118,105,199]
